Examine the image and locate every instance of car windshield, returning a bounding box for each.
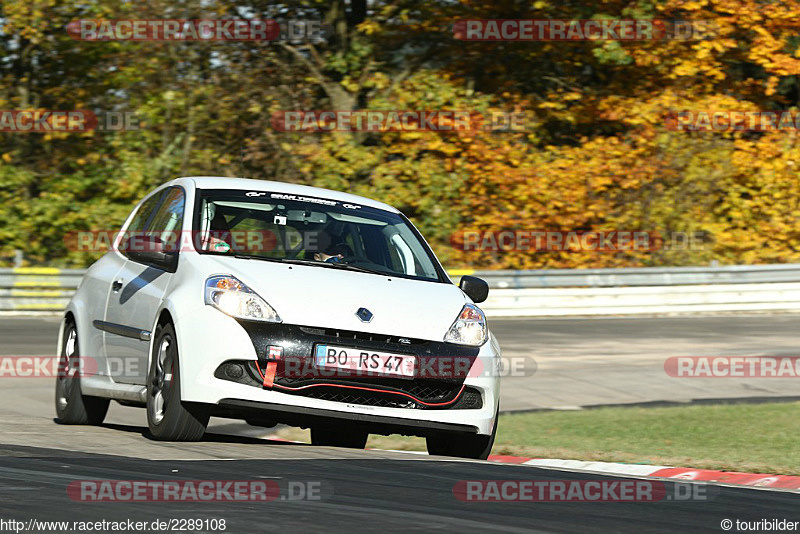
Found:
[194,189,443,282]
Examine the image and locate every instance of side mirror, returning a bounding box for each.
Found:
[459,275,489,304]
[122,234,179,273]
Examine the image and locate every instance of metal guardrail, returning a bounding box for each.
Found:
[4,264,800,314]
[0,268,84,288]
[479,283,800,317]
[451,264,800,289]
[0,268,82,311]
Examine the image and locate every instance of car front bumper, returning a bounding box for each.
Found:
[174,306,501,436]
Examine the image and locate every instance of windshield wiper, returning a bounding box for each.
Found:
[326,262,389,276]
[276,258,389,276]
[226,255,390,276]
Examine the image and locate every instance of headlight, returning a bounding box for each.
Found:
[205,275,281,323]
[444,304,487,346]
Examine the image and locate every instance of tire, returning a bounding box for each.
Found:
[426,409,498,460]
[55,320,110,425]
[310,427,368,449]
[146,323,208,441]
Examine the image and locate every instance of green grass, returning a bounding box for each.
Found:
[276,401,800,474]
[493,402,800,475]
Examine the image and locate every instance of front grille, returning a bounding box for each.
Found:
[292,385,483,410]
[297,326,424,345]
[273,374,459,404]
[214,360,483,410]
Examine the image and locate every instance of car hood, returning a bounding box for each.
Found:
[203,255,467,342]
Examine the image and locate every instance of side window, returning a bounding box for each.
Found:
[125,193,164,234]
[147,188,185,243]
[121,187,185,259]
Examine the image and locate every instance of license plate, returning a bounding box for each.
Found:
[314,344,416,379]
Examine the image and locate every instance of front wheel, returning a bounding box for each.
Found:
[55,320,109,425]
[426,410,498,460]
[146,323,208,441]
[311,427,368,449]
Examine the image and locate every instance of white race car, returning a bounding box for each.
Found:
[55,177,501,459]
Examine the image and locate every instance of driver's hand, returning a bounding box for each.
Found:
[314,252,344,263]
[205,236,231,253]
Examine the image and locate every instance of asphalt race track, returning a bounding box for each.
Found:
[0,316,798,532]
[1,443,798,532]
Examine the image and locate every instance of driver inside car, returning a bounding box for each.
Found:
[314,242,353,263]
[203,206,234,253]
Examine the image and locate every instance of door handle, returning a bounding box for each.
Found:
[112,280,123,292]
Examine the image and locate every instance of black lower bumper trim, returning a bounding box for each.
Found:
[215,398,479,437]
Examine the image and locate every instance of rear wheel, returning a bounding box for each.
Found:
[55,320,110,425]
[146,323,208,441]
[426,410,498,460]
[311,427,368,449]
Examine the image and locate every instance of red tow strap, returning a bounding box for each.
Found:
[262,361,278,388]
[262,346,283,388]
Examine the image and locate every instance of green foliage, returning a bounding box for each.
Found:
[1,0,799,269]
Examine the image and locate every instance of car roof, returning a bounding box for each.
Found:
[171,176,399,213]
